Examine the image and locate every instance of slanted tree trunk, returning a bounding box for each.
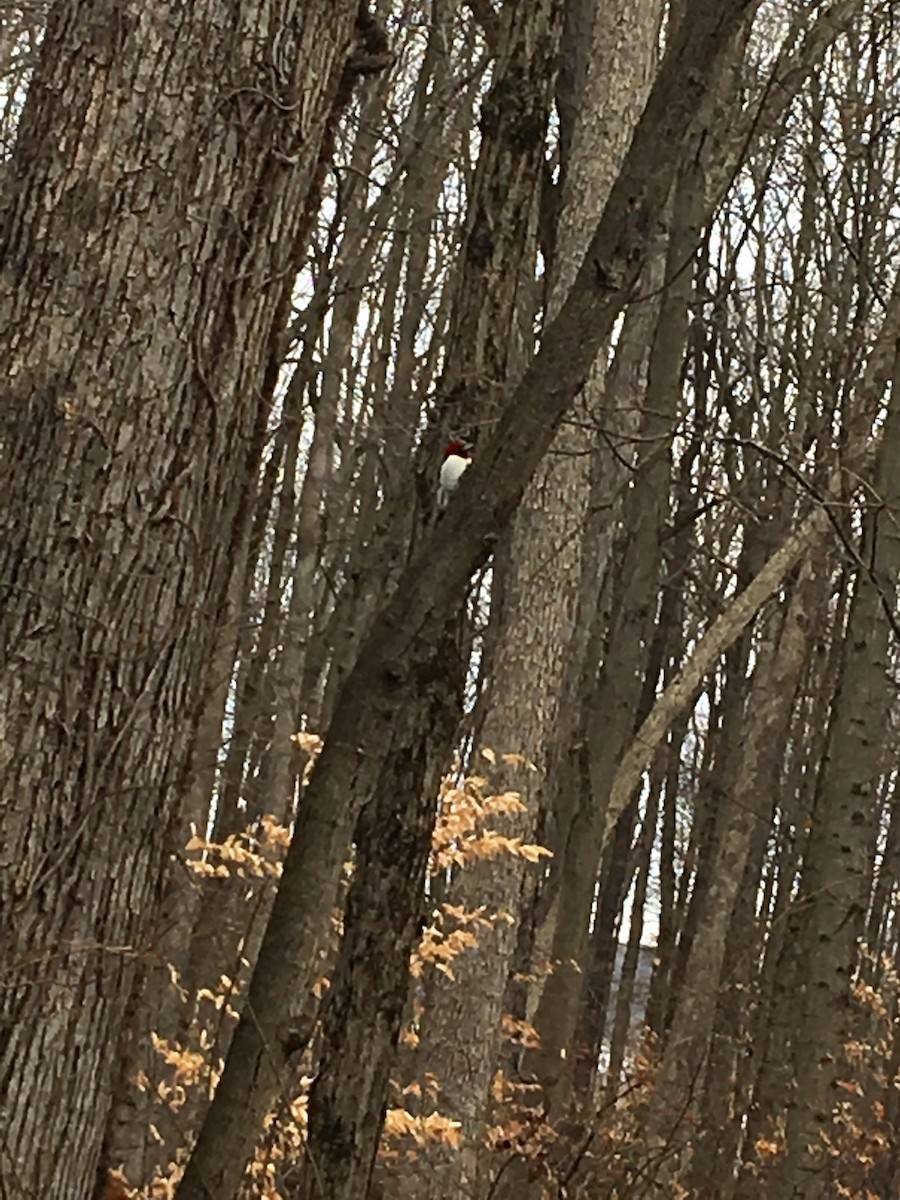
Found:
[0,2,367,1194]
[298,630,464,1200]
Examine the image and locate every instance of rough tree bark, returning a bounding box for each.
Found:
[0,2,368,1195]
[177,3,761,1194]
[299,630,464,1200]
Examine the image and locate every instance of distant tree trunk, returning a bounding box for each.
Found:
[569,808,633,1097]
[0,2,366,1194]
[776,335,900,1199]
[733,825,805,1199]
[605,768,662,1092]
[529,130,702,1108]
[639,552,824,1193]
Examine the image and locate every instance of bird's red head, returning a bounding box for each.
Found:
[444,438,471,459]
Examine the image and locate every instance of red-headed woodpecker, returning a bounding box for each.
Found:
[437,438,472,510]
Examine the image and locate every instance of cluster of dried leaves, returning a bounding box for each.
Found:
[113,763,896,1199]
[114,762,554,1197]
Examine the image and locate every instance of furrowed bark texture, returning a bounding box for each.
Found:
[0,2,359,1195]
[440,0,558,430]
[178,3,760,1194]
[299,633,464,1200]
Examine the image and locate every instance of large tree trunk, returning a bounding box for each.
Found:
[0,2,364,1195]
[299,628,464,1200]
[178,2,761,1193]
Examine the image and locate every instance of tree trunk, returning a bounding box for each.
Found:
[605,770,661,1093]
[299,628,463,1200]
[776,336,900,1199]
[305,1,561,1192]
[0,3,366,1195]
[101,559,249,1187]
[639,552,824,1193]
[570,802,637,1101]
[528,134,702,1107]
[410,8,666,1192]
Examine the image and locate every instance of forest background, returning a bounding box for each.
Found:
[2,1,900,1198]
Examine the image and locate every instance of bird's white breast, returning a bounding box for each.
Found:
[440,454,470,489]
